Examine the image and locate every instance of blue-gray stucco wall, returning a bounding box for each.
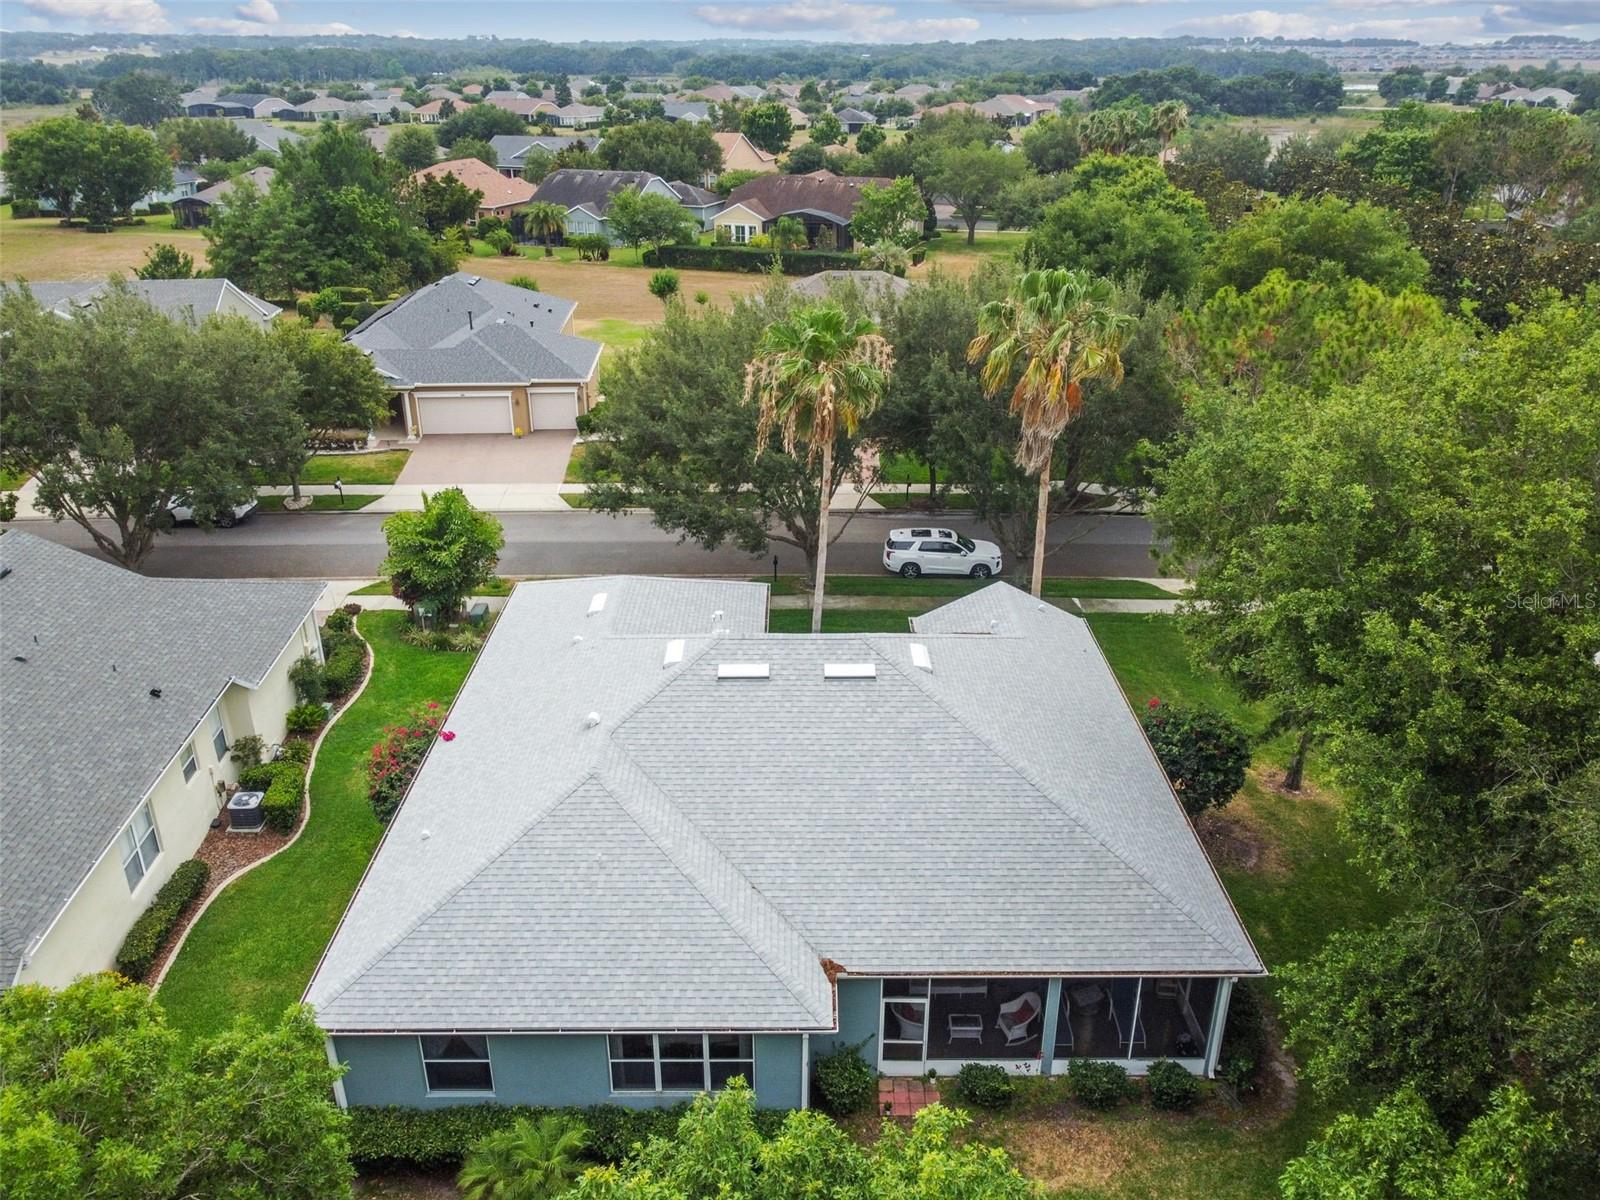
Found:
[813,977,881,1059]
[334,1033,803,1110]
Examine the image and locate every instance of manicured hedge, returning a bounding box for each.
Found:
[115,859,210,980]
[261,762,306,834]
[349,1102,790,1168]
[642,245,864,275]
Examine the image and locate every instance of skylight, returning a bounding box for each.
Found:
[823,663,876,679]
[716,663,769,680]
[909,643,932,673]
[663,639,685,666]
[587,592,608,615]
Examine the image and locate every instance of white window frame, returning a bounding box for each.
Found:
[418,1034,495,1096]
[118,802,162,892]
[607,1033,755,1095]
[180,741,199,782]
[209,709,228,761]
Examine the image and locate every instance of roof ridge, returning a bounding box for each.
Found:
[596,751,831,1025]
[865,623,1255,968]
[309,767,605,1013]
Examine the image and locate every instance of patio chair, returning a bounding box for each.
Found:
[995,991,1042,1047]
[1111,999,1146,1055]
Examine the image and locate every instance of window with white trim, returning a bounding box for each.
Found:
[209,710,228,761]
[118,802,162,891]
[608,1034,754,1093]
[419,1035,493,1093]
[180,741,198,782]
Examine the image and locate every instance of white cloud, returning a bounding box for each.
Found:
[694,2,980,40]
[959,0,1150,11]
[234,0,280,20]
[19,0,173,33]
[1163,7,1493,42]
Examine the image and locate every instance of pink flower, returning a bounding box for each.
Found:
[1147,697,1161,709]
[441,730,456,742]
[427,701,439,710]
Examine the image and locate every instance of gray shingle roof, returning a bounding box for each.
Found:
[531,169,663,216]
[307,578,1261,1034]
[347,273,600,389]
[0,532,323,984]
[2,278,280,325]
[488,134,601,164]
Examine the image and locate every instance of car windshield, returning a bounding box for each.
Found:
[956,535,976,553]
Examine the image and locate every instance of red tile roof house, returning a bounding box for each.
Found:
[713,172,893,251]
[414,158,538,221]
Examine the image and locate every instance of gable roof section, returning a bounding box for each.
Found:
[5,278,280,326]
[415,158,537,211]
[0,532,322,984]
[230,118,304,153]
[723,172,893,225]
[306,577,1262,1035]
[532,168,664,216]
[712,131,779,172]
[185,165,276,208]
[347,272,600,388]
[668,180,721,207]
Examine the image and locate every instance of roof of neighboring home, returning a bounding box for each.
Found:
[293,96,358,114]
[486,95,554,118]
[0,531,322,985]
[347,272,601,389]
[663,101,710,121]
[414,158,537,211]
[5,277,281,326]
[181,165,276,207]
[711,131,780,171]
[974,94,1050,118]
[723,171,892,223]
[214,92,286,107]
[413,99,450,116]
[668,180,721,206]
[789,269,911,301]
[229,118,304,153]
[895,83,936,98]
[489,134,601,163]
[305,578,1262,1034]
[834,107,878,124]
[531,168,664,216]
[555,102,606,118]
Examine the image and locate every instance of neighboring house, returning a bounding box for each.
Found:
[693,83,763,104]
[552,103,606,128]
[663,101,711,124]
[412,99,451,124]
[307,578,1262,1111]
[668,180,724,229]
[230,117,304,154]
[346,272,603,435]
[413,157,537,220]
[789,269,911,304]
[361,98,415,122]
[834,107,878,135]
[179,87,217,112]
[488,134,601,178]
[29,165,200,217]
[486,94,557,122]
[1489,85,1577,110]
[3,278,281,327]
[172,165,276,228]
[187,91,291,119]
[287,96,359,121]
[530,168,678,242]
[0,531,324,989]
[974,94,1052,126]
[895,83,936,101]
[715,171,893,250]
[423,84,463,101]
[363,125,398,154]
[710,131,780,181]
[783,103,811,130]
[1028,87,1095,108]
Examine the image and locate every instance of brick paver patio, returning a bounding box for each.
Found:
[878,1076,941,1118]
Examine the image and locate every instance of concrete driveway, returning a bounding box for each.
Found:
[396,432,576,485]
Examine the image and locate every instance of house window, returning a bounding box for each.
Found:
[180,741,198,782]
[420,1035,493,1093]
[608,1034,755,1093]
[119,802,162,891]
[209,710,228,761]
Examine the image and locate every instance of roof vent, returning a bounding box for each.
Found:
[466,275,481,285]
[663,638,685,666]
[823,662,876,679]
[717,662,769,680]
[587,591,608,615]
[909,643,932,673]
[149,687,162,699]
[571,634,584,644]
[584,711,601,728]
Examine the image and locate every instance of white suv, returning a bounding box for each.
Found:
[882,527,1004,579]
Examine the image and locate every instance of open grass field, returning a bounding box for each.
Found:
[158,612,477,1041]
[576,316,652,350]
[0,104,74,149]
[465,250,767,322]
[1,208,209,281]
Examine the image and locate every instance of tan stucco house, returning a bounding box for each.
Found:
[346,273,603,436]
[0,532,324,988]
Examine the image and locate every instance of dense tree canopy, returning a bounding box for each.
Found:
[1197,194,1429,295]
[597,119,722,184]
[93,69,182,126]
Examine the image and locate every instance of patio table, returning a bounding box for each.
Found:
[947,1013,983,1042]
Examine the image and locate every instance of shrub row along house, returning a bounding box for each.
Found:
[307,578,1262,1110]
[0,532,323,987]
[346,272,603,436]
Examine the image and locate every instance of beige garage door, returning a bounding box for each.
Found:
[417,392,513,435]
[528,386,578,430]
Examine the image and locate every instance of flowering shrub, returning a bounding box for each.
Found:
[367,703,444,823]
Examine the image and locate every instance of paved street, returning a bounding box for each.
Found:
[11,510,1165,580]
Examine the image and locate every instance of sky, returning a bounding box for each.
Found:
[9,0,1600,45]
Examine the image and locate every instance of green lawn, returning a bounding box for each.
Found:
[157,613,478,1041]
[920,229,1027,260]
[869,490,978,510]
[298,451,410,486]
[256,493,380,513]
[0,467,30,491]
[1085,612,1266,734]
[581,318,652,351]
[767,607,926,633]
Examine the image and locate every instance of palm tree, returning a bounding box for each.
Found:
[457,1115,588,1200]
[746,303,893,633]
[1151,100,1189,156]
[966,268,1134,598]
[524,201,567,256]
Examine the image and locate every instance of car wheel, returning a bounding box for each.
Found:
[216,512,236,529]
[970,564,992,579]
[899,562,921,578]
